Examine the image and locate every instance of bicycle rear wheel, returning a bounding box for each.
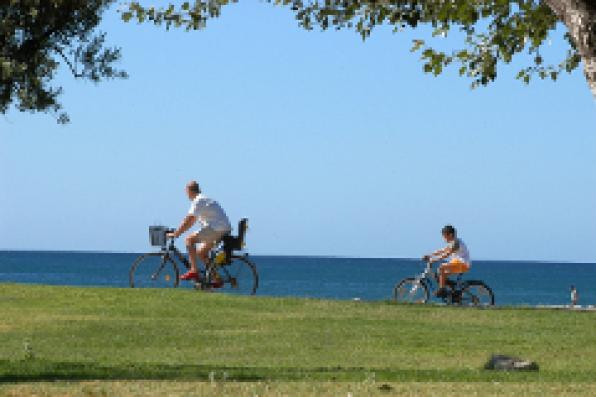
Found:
[215,256,258,295]
[393,277,429,304]
[460,281,494,306]
[130,253,179,288]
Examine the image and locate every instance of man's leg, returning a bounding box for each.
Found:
[185,233,200,274]
[197,240,216,268]
[179,233,202,281]
[195,227,227,267]
[198,239,223,286]
[183,228,223,281]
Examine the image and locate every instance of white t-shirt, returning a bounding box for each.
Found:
[448,238,471,265]
[188,194,231,232]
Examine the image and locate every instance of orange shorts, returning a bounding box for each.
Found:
[440,258,470,274]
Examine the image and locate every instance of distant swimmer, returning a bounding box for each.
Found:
[423,225,471,299]
[166,180,232,283]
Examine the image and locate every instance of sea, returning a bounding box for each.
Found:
[0,251,594,306]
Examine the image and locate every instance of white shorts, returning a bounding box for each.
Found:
[190,227,229,246]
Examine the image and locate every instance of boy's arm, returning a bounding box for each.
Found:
[434,246,455,260]
[426,244,456,262]
[423,248,444,262]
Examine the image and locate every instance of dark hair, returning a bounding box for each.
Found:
[187,180,201,194]
[441,225,457,236]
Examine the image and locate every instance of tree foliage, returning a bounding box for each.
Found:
[1,0,126,123]
[1,1,592,123]
[122,0,586,90]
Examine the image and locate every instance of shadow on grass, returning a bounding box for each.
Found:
[2,359,593,383]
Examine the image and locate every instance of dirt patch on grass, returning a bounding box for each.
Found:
[2,381,596,397]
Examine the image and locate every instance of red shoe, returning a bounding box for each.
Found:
[180,271,199,281]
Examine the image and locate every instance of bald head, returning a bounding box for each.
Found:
[186,180,201,199]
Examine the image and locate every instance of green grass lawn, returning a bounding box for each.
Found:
[1,283,595,395]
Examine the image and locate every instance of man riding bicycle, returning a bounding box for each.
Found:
[166,180,231,282]
[423,225,471,298]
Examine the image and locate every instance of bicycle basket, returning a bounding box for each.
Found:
[149,226,168,247]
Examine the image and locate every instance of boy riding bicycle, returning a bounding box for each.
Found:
[423,225,471,298]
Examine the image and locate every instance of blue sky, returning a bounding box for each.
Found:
[1,3,595,261]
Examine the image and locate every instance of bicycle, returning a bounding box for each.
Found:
[393,260,494,306]
[129,218,258,295]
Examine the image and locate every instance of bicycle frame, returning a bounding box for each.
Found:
[159,236,243,280]
[413,263,437,291]
[161,239,191,270]
[412,262,466,297]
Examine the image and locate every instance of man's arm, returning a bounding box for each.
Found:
[169,215,196,238]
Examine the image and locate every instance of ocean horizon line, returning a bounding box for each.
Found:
[0,249,594,265]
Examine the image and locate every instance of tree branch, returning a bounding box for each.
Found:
[543,0,596,97]
[53,45,83,78]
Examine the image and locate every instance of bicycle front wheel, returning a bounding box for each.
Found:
[460,281,494,306]
[393,277,429,304]
[216,256,258,295]
[130,253,179,288]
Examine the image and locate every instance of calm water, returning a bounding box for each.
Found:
[0,251,594,306]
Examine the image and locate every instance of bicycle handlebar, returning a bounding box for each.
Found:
[165,228,176,241]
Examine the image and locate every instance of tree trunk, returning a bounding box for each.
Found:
[544,0,596,97]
